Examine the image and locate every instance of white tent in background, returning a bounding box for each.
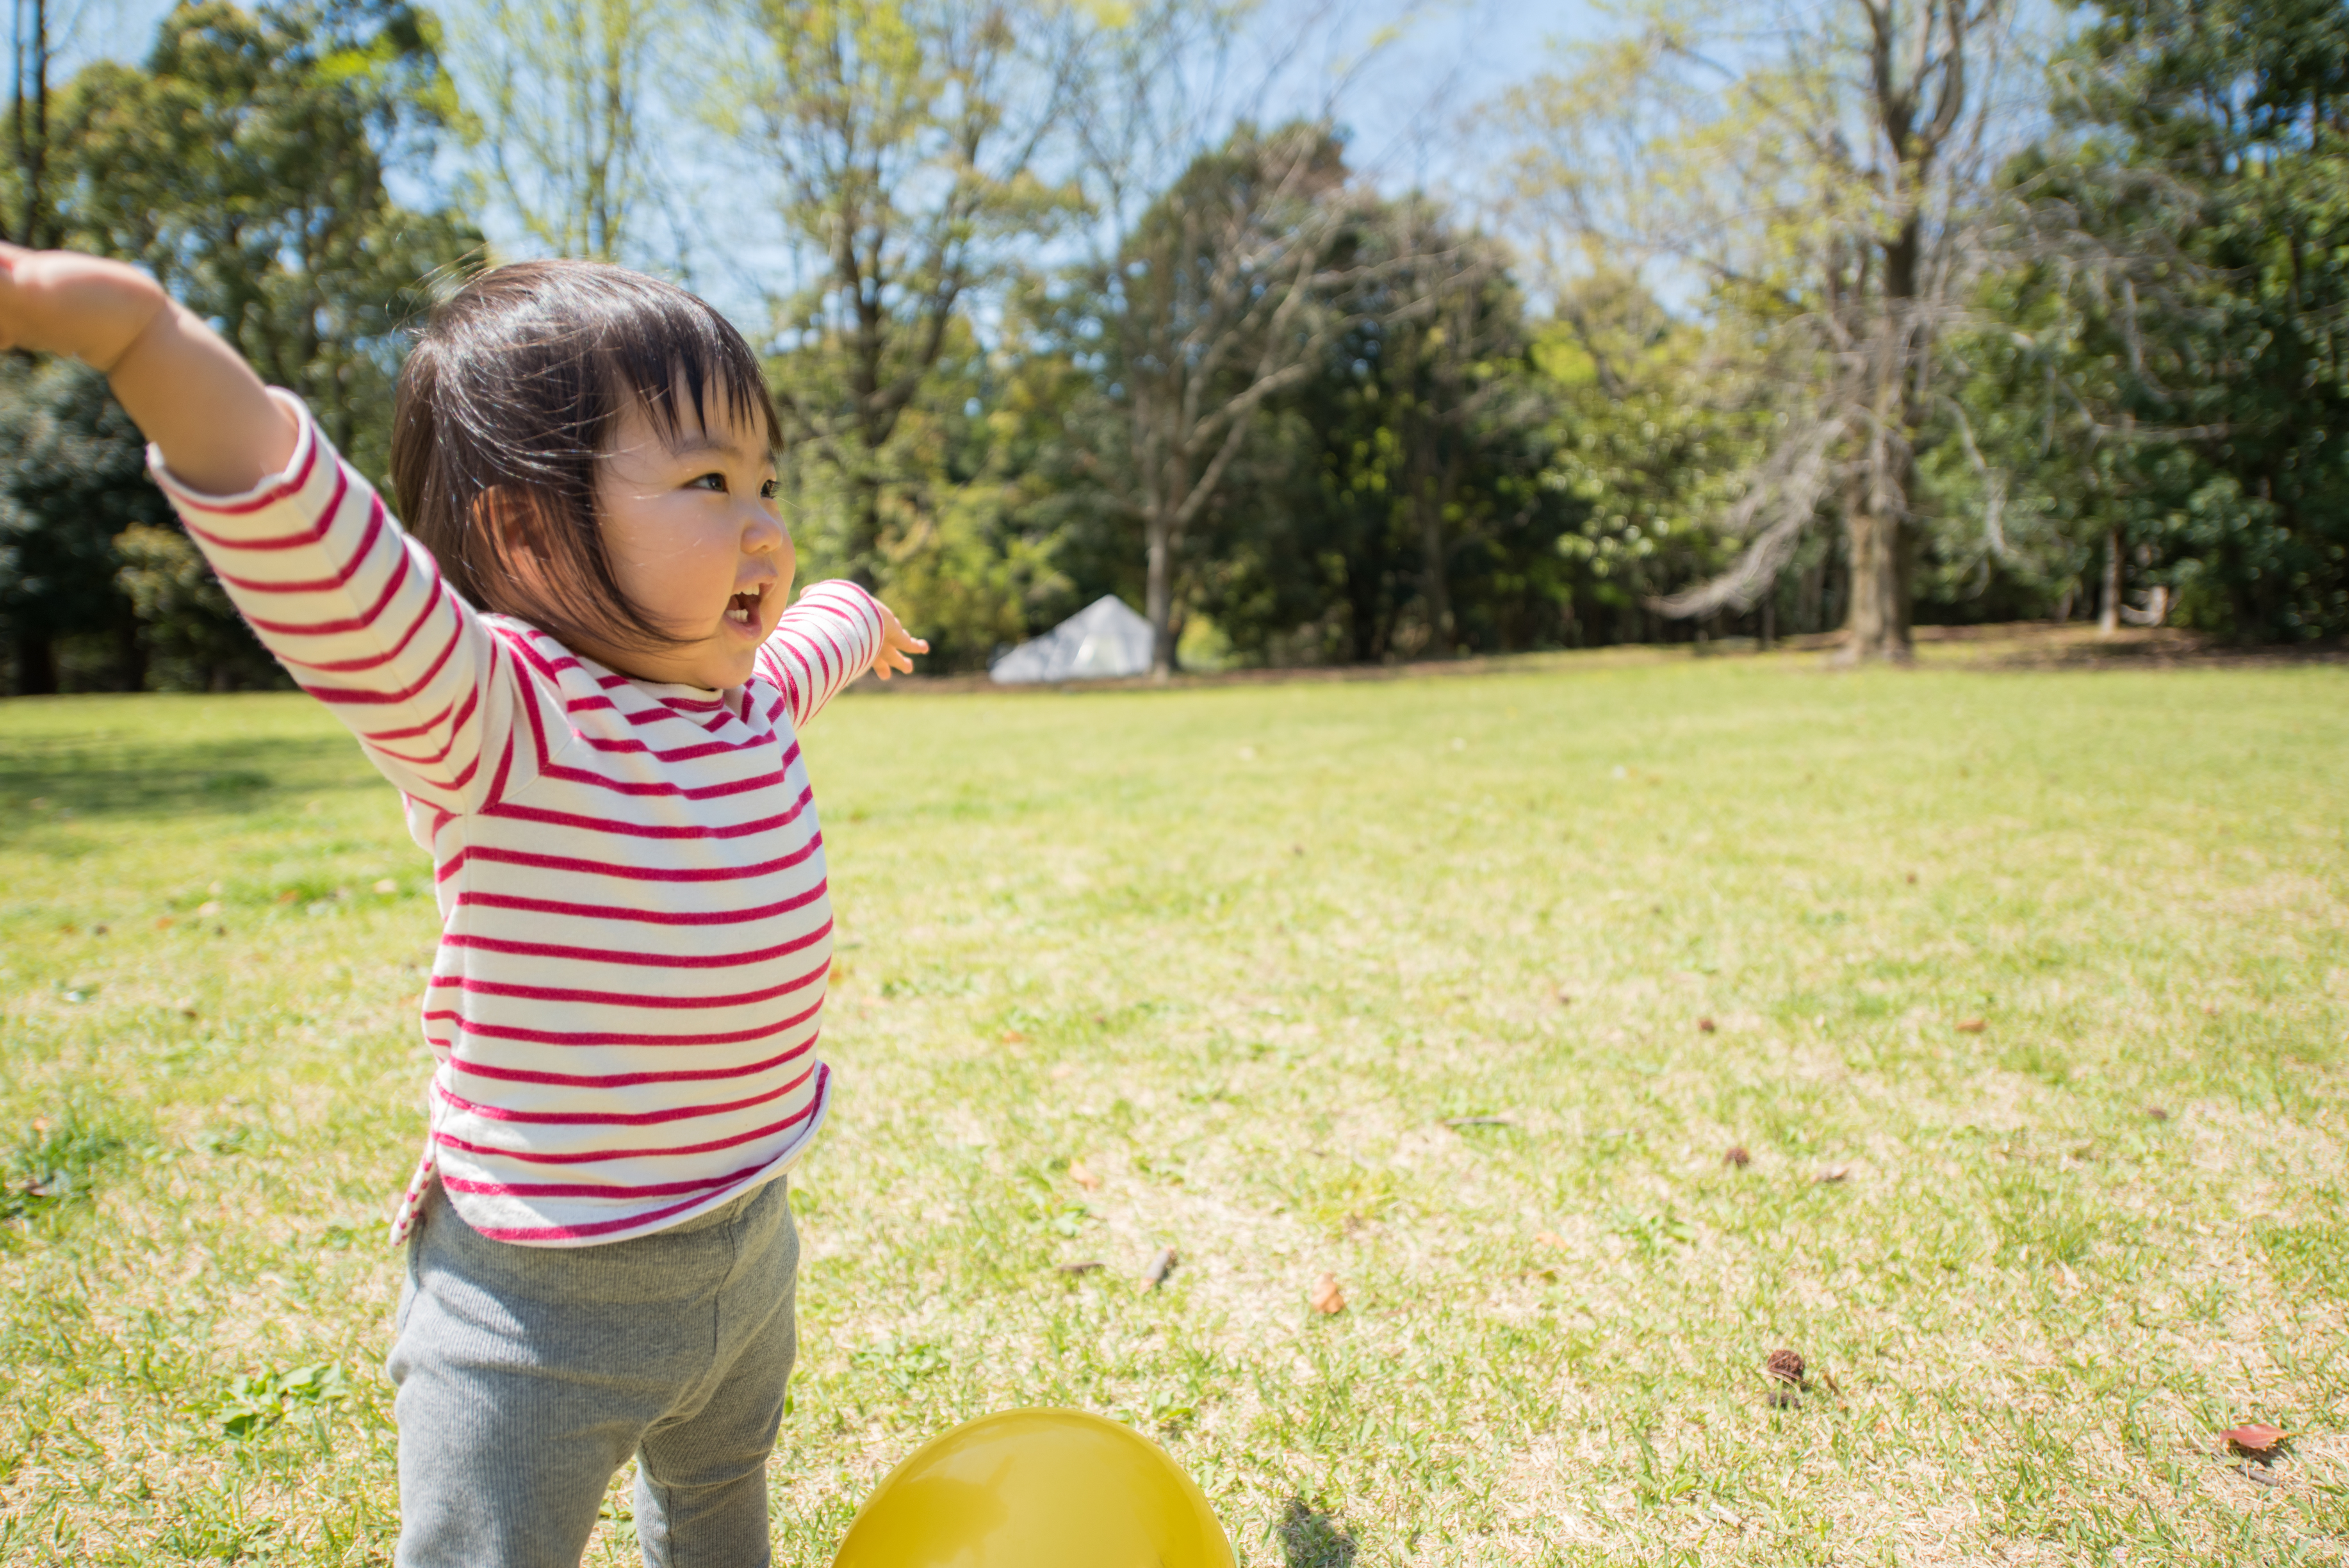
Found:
[989,595,1155,684]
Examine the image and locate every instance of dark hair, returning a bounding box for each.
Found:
[390,259,784,654]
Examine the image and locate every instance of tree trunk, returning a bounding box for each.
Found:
[2097,526,2121,637]
[15,631,57,695]
[1417,487,1453,656]
[1839,504,1912,663]
[116,618,146,692]
[846,474,883,591]
[1144,506,1175,679]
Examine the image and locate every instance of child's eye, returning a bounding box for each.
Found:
[690,472,727,493]
[760,478,779,501]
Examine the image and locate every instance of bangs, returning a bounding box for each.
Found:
[585,284,785,456]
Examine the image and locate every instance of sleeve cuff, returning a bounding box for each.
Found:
[146,388,321,513]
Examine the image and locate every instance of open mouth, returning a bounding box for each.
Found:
[725,586,765,627]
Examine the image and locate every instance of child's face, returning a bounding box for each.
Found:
[588,388,793,690]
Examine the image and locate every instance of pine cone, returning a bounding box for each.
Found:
[1723,1146,1752,1168]
[1766,1348,1805,1386]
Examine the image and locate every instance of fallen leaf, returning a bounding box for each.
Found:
[1723,1145,1752,1168]
[155,915,175,930]
[1905,871,1918,884]
[275,890,299,905]
[1049,1064,1075,1081]
[1553,988,1574,1005]
[1308,1273,1346,1315]
[1055,1261,1103,1277]
[1955,1017,1987,1033]
[1812,1166,1850,1184]
[372,878,398,894]
[2223,1423,2288,1456]
[1697,1017,1717,1033]
[2202,1003,2220,1017]
[196,900,221,916]
[1068,1160,1101,1190]
[1000,1030,1027,1045]
[1534,1229,1568,1249]
[2146,1106,2169,1121]
[1143,1247,1178,1289]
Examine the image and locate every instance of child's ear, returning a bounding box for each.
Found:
[471,485,558,599]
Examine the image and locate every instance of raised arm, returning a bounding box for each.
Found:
[0,245,294,494]
[0,246,524,813]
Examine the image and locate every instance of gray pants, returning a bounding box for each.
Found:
[387,1177,800,1568]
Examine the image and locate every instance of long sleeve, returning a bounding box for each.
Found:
[149,391,530,814]
[755,580,884,730]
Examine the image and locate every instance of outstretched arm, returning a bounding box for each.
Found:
[755,581,928,729]
[0,244,296,496]
[0,245,535,815]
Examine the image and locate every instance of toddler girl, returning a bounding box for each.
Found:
[0,244,926,1566]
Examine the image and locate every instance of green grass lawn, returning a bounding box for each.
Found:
[1,651,2344,1566]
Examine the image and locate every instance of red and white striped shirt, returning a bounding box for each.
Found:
[152,394,882,1247]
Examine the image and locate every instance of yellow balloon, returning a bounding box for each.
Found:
[832,1408,1234,1568]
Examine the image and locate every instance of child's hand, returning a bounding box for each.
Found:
[0,244,173,369]
[872,602,929,681]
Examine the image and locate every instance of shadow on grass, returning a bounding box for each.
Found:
[1278,1497,1356,1568]
[0,732,364,839]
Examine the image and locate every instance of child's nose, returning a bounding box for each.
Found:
[742,504,786,554]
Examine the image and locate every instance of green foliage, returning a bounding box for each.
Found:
[0,0,479,695]
[735,0,1085,585]
[1194,223,1581,663]
[57,0,479,478]
[116,524,290,692]
[1983,0,2349,640]
[1535,273,1772,637]
[0,362,160,693]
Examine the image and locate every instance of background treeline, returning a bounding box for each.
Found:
[4,0,2344,692]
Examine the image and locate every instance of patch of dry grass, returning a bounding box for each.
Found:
[1,654,2344,1565]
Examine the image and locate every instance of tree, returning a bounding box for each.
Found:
[5,0,56,246]
[456,0,670,262]
[1997,0,2349,641]
[1507,0,2030,661]
[0,363,157,693]
[1534,272,1770,644]
[721,0,1087,586]
[57,0,477,478]
[1058,119,1430,674]
[0,0,478,692]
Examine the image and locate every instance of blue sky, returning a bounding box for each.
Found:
[64,0,1584,200]
[56,0,1590,321]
